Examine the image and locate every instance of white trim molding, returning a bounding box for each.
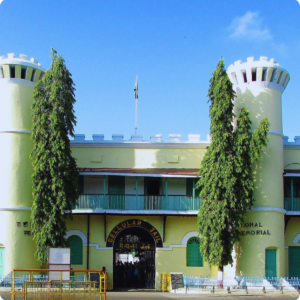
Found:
[79,172,197,178]
[71,142,211,149]
[65,230,87,245]
[89,244,112,250]
[64,230,112,250]
[0,129,31,134]
[293,234,300,244]
[70,209,198,215]
[0,78,36,86]
[158,245,186,251]
[249,129,283,137]
[286,211,300,215]
[285,173,300,177]
[0,206,31,211]
[181,231,199,245]
[158,231,199,251]
[269,130,284,137]
[251,207,286,214]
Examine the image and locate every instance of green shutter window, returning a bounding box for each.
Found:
[67,236,83,265]
[108,176,125,195]
[108,176,125,209]
[293,178,300,211]
[289,247,300,277]
[186,178,193,196]
[187,237,203,267]
[186,178,200,197]
[78,175,84,194]
[265,249,277,277]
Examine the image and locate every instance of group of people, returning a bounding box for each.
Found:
[115,259,153,289]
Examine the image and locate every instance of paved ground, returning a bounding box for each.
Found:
[1,291,300,300]
[107,292,300,299]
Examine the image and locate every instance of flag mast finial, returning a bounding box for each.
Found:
[134,76,138,135]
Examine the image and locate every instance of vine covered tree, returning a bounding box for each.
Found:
[31,49,79,262]
[197,59,269,277]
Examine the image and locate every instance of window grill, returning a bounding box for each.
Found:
[67,236,83,265]
[186,237,203,267]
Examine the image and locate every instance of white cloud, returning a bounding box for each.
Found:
[228,11,272,40]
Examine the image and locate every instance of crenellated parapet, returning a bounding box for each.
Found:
[0,53,45,83]
[283,136,300,148]
[71,133,212,144]
[227,56,290,94]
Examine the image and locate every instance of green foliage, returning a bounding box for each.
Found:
[31,49,79,262]
[197,59,269,268]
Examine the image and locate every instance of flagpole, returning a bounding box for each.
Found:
[134,76,138,135]
[135,97,137,135]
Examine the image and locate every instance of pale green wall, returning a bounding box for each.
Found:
[2,211,40,272]
[66,215,208,290]
[284,149,300,170]
[72,147,206,169]
[0,72,42,273]
[252,135,284,208]
[285,218,300,276]
[0,82,34,130]
[234,88,283,133]
[233,80,286,277]
[236,211,285,277]
[285,218,300,245]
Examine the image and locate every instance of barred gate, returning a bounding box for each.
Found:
[10,269,106,300]
[24,281,96,299]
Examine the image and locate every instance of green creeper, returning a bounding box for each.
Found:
[197,59,269,272]
[31,49,79,262]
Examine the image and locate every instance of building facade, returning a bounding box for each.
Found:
[0,53,299,290]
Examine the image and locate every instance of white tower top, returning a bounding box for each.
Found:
[0,53,45,83]
[227,56,290,96]
[0,53,45,70]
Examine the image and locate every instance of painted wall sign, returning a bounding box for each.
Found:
[239,230,271,236]
[106,219,163,247]
[116,243,154,250]
[241,223,263,228]
[239,223,271,236]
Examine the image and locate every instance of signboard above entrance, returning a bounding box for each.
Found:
[106,219,163,247]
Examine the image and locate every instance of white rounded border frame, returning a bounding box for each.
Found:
[64,230,112,250]
[181,231,199,245]
[159,231,199,251]
[293,233,300,244]
[65,230,87,245]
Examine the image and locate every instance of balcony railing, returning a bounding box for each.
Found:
[284,197,300,211]
[74,194,202,211]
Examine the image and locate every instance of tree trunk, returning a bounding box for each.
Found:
[217,266,223,288]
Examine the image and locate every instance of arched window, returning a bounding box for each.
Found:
[67,236,83,265]
[186,237,203,267]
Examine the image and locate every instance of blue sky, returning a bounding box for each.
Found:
[0,0,300,141]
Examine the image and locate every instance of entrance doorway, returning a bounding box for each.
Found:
[144,177,161,209]
[289,246,300,277]
[113,227,155,289]
[265,249,277,277]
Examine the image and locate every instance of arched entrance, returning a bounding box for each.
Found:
[107,219,163,290]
